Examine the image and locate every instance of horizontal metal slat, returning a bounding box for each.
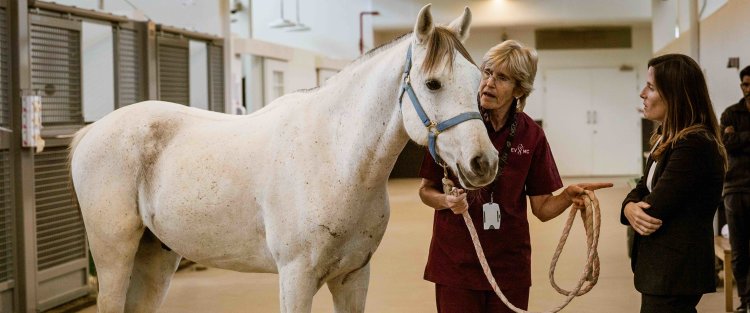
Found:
[36,222,84,239]
[37,234,85,252]
[36,211,80,226]
[37,238,85,257]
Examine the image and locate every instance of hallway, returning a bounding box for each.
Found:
[77,178,734,312]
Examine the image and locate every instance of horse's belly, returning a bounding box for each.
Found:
[143,196,278,273]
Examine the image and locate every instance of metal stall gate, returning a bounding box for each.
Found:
[28,9,88,311]
[0,0,14,311]
[156,31,190,105]
[114,22,145,108]
[208,43,225,113]
[5,2,227,310]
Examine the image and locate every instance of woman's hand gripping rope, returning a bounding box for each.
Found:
[460,188,602,313]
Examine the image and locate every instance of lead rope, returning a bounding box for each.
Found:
[443,181,601,313]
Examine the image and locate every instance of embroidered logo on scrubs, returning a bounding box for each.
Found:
[511,144,530,156]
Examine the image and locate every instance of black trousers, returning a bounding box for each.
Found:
[640,294,701,313]
[726,193,750,306]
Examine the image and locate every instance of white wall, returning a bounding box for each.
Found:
[52,0,223,36]
[651,0,745,114]
[251,0,373,60]
[699,0,750,114]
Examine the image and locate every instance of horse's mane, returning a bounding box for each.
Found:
[422,27,476,74]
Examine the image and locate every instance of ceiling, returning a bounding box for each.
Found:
[370,0,652,31]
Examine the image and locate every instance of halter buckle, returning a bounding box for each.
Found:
[428,121,441,136]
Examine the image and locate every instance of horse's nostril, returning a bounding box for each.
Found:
[470,155,489,176]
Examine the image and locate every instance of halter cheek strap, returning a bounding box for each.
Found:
[398,44,482,166]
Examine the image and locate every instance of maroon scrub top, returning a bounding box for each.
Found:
[419,112,563,290]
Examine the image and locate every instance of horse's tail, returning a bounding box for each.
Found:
[68,124,94,205]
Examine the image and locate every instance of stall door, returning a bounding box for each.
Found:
[0,2,14,312]
[208,44,225,113]
[157,33,189,105]
[114,24,144,108]
[29,12,89,311]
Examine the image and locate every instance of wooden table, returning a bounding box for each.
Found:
[715,236,734,312]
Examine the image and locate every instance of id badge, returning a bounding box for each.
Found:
[483,202,501,230]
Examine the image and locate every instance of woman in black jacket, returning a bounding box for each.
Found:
[621,54,727,313]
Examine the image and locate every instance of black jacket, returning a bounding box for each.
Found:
[721,99,750,194]
[620,132,725,295]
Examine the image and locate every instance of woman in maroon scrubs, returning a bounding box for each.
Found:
[418,40,612,313]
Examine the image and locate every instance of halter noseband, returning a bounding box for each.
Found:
[399,44,482,166]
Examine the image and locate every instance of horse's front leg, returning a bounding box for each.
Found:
[327,262,370,313]
[278,261,321,313]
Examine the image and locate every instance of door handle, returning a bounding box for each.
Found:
[586,110,591,124]
[593,110,597,124]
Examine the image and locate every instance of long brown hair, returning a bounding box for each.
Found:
[648,54,726,166]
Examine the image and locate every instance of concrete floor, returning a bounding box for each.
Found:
[77,178,735,313]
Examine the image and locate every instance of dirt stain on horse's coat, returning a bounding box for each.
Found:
[139,119,180,191]
[318,224,340,238]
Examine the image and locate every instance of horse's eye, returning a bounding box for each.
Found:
[425,79,442,91]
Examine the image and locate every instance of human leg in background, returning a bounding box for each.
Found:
[726,193,750,312]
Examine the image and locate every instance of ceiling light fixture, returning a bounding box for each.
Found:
[287,0,310,32]
[269,0,295,28]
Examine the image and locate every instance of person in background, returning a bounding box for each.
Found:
[417,39,612,313]
[721,65,750,313]
[621,54,727,313]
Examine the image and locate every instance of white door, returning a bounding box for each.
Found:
[544,68,641,176]
[544,69,593,176]
[589,68,642,175]
[263,58,289,106]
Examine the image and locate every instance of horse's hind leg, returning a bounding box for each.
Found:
[87,218,142,313]
[124,229,181,313]
[327,263,370,313]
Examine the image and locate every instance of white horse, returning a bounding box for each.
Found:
[70,5,498,313]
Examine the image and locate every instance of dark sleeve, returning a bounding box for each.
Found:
[418,148,443,183]
[641,136,719,221]
[721,108,750,154]
[525,132,563,196]
[620,175,648,225]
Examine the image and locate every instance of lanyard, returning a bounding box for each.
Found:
[486,105,518,203]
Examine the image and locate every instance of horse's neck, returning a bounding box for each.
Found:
[316,41,411,185]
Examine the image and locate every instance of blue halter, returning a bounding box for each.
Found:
[399,44,482,166]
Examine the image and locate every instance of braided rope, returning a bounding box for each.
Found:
[461,190,601,313]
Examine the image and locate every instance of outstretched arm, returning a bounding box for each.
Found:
[530,182,613,222]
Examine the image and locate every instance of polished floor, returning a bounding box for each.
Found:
[78,178,735,313]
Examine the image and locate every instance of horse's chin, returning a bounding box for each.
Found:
[455,164,490,191]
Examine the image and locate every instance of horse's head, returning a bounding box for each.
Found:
[400,5,498,189]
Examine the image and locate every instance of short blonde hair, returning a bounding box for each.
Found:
[481,40,538,111]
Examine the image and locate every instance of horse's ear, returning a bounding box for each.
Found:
[414,4,434,45]
[448,7,471,43]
